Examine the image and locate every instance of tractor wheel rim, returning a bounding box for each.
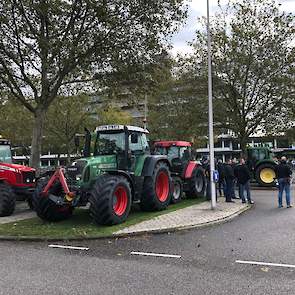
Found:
[113,186,128,216]
[173,182,181,200]
[260,168,276,184]
[156,171,169,202]
[195,175,203,192]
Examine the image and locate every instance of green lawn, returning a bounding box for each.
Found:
[0,198,205,239]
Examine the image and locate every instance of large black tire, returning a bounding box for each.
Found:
[33,177,73,222]
[185,167,206,198]
[171,176,183,204]
[89,175,132,225]
[255,163,276,187]
[0,182,16,217]
[140,161,171,211]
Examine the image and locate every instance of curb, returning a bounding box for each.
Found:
[0,204,253,242]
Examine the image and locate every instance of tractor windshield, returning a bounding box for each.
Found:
[0,145,12,164]
[94,132,125,155]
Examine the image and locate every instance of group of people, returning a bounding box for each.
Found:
[211,156,293,208]
[217,158,254,204]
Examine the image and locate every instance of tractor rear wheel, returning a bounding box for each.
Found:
[89,175,132,225]
[0,182,16,217]
[140,162,171,211]
[171,176,183,204]
[255,163,276,187]
[33,177,73,222]
[185,167,206,198]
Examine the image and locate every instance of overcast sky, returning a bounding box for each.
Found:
[171,0,295,55]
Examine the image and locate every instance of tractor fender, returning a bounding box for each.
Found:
[105,170,135,195]
[255,160,277,170]
[184,161,199,179]
[141,156,170,177]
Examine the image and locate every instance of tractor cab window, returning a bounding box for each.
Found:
[0,145,12,164]
[141,134,150,151]
[128,132,150,153]
[154,146,167,155]
[167,146,179,158]
[258,149,267,161]
[179,147,191,161]
[94,132,125,155]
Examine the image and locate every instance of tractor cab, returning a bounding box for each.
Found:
[0,139,13,164]
[68,125,151,190]
[154,141,192,174]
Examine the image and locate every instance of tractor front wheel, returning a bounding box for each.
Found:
[0,182,16,217]
[33,177,73,222]
[89,175,132,225]
[171,176,183,204]
[140,162,171,211]
[185,167,206,198]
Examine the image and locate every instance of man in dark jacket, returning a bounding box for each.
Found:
[224,159,235,202]
[276,156,293,208]
[217,159,225,197]
[234,158,254,204]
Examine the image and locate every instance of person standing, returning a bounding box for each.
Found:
[234,158,254,204]
[224,159,235,203]
[231,158,239,199]
[276,156,293,208]
[217,159,226,197]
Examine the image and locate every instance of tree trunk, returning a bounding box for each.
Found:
[66,141,71,165]
[30,108,46,171]
[239,136,248,158]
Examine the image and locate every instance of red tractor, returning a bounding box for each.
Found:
[153,141,206,203]
[0,138,36,216]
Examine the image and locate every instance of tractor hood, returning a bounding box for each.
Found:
[79,155,117,169]
[0,162,35,173]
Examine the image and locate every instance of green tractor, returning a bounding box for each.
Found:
[246,147,277,187]
[33,125,172,225]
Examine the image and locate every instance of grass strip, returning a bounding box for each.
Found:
[0,198,205,239]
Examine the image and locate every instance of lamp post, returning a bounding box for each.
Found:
[207,0,216,209]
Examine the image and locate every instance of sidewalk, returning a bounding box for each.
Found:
[114,199,250,236]
[0,202,35,225]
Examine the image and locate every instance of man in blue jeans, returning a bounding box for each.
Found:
[234,158,254,204]
[275,156,293,208]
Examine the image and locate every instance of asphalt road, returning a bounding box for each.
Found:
[1,188,295,295]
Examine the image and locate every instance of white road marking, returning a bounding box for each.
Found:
[130,251,181,258]
[236,260,295,269]
[48,244,89,251]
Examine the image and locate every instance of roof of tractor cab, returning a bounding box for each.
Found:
[154,141,192,148]
[0,138,10,145]
[95,125,149,134]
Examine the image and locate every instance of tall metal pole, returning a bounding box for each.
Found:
[207,0,216,209]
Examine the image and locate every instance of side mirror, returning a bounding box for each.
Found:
[131,133,139,144]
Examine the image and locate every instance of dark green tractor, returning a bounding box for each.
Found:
[33,125,172,225]
[246,147,277,187]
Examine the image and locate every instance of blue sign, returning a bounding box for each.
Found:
[213,170,219,183]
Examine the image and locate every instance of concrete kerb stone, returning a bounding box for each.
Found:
[0,202,253,242]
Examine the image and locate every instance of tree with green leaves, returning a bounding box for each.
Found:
[0,0,187,168]
[0,100,33,149]
[97,105,131,126]
[42,94,94,164]
[186,0,294,152]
